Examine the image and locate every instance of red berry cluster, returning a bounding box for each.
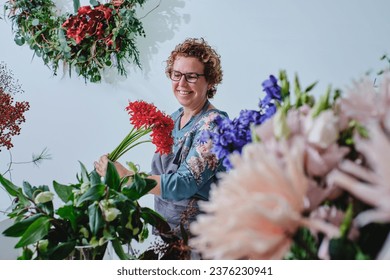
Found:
[0,90,30,151]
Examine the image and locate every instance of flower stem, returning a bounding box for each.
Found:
[108,127,152,162]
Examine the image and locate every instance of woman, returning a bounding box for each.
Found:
[95,37,228,235]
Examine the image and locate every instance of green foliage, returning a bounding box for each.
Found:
[284,228,318,260]
[4,0,146,83]
[0,161,170,259]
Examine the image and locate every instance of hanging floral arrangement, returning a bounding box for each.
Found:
[4,0,147,83]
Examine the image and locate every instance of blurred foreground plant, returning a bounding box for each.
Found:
[0,161,170,259]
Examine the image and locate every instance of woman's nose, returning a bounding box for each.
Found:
[178,75,188,86]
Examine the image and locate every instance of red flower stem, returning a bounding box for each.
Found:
[114,139,152,160]
[108,127,152,161]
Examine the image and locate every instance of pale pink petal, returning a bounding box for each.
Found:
[338,160,379,185]
[355,210,390,227]
[339,77,379,123]
[305,146,329,176]
[327,169,383,207]
[300,218,340,239]
[355,122,390,185]
[317,238,331,260]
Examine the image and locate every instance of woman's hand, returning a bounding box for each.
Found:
[94,154,109,177]
[114,161,134,178]
[94,154,134,178]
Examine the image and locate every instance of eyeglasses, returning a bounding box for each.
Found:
[169,70,205,83]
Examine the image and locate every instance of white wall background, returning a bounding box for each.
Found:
[1,0,390,258]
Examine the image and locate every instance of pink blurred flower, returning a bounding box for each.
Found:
[310,205,359,259]
[338,75,390,126]
[327,122,390,227]
[190,137,339,259]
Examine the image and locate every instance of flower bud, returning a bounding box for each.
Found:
[103,207,121,222]
[89,237,99,248]
[34,191,54,204]
[38,239,49,252]
[98,237,106,246]
[273,108,289,140]
[79,227,90,239]
[305,110,339,149]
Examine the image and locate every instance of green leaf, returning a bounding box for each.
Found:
[78,161,90,183]
[90,0,99,7]
[15,216,51,248]
[90,170,102,188]
[0,174,20,196]
[19,248,33,260]
[122,173,156,201]
[47,241,76,260]
[73,0,81,13]
[111,238,130,260]
[140,207,170,234]
[88,203,103,236]
[329,238,357,260]
[304,81,318,93]
[2,214,45,237]
[311,85,331,118]
[105,161,120,191]
[56,204,78,231]
[126,161,139,173]
[53,181,74,203]
[22,181,34,199]
[14,36,25,46]
[76,184,105,206]
[0,175,31,207]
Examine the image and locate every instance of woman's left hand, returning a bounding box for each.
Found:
[94,154,109,177]
[94,154,134,178]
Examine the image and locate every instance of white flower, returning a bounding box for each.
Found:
[190,137,339,259]
[80,182,90,193]
[34,191,54,204]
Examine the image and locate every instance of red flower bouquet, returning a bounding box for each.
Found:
[62,5,113,45]
[108,101,174,161]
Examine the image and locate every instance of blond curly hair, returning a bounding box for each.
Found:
[165,38,223,98]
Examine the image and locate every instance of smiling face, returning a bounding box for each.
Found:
[171,55,211,112]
